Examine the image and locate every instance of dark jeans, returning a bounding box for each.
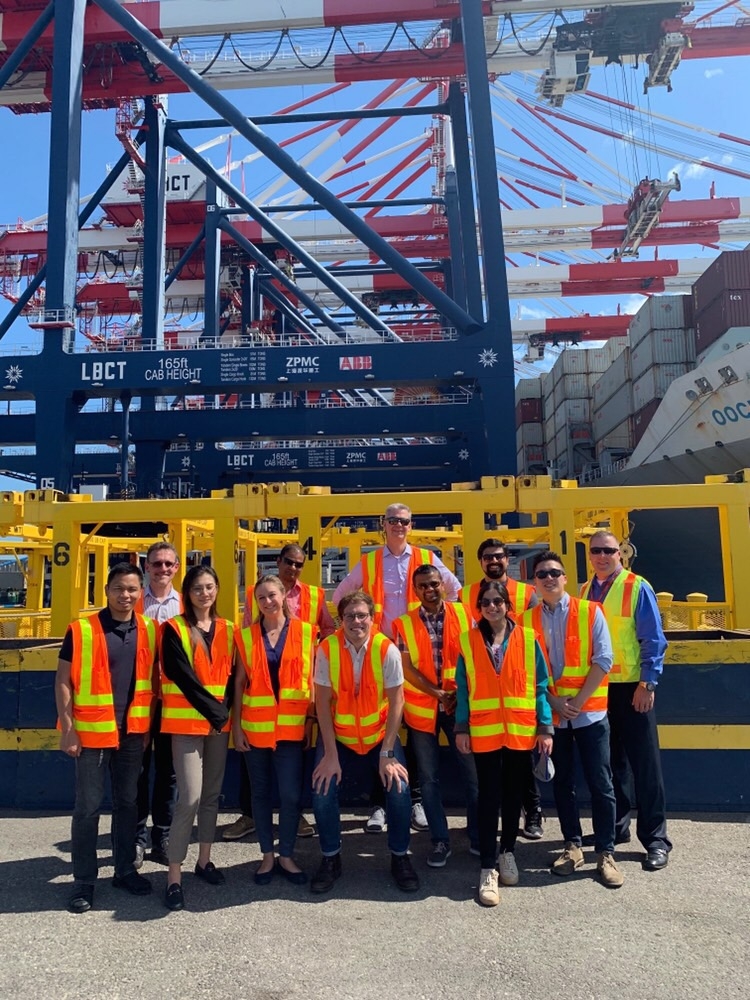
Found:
[135,705,176,850]
[369,726,421,808]
[409,714,478,848]
[475,747,531,868]
[609,683,671,851]
[238,757,253,817]
[71,733,145,884]
[552,717,616,855]
[244,741,304,858]
[313,738,411,856]
[522,753,541,815]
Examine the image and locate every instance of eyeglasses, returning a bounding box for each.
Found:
[282,556,305,569]
[481,553,506,562]
[343,612,371,623]
[385,517,411,526]
[416,580,441,590]
[480,597,506,608]
[190,584,217,594]
[149,560,175,569]
[590,546,619,556]
[535,569,564,579]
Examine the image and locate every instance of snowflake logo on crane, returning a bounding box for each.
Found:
[478,349,498,368]
[181,456,191,469]
[459,449,470,461]
[4,364,23,384]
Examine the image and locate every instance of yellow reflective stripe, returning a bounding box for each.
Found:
[338,732,381,746]
[451,604,472,632]
[407,704,434,719]
[471,723,503,736]
[504,697,532,708]
[160,683,182,695]
[506,723,535,736]
[128,707,151,717]
[134,680,152,692]
[335,713,357,725]
[204,685,225,696]
[278,713,305,726]
[162,708,208,719]
[247,696,276,707]
[238,628,253,663]
[74,720,117,732]
[76,693,114,706]
[358,710,381,726]
[246,722,275,732]
[280,687,308,699]
[472,698,501,710]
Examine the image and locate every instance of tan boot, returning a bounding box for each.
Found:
[597,852,624,888]
[551,842,584,876]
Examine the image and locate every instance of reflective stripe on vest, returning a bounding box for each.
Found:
[236,619,314,748]
[459,626,538,752]
[580,571,643,683]
[69,614,157,748]
[160,616,234,735]
[362,547,435,634]
[521,599,607,720]
[394,603,472,733]
[323,631,391,754]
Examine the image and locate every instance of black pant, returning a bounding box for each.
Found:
[475,747,529,868]
[370,727,422,808]
[608,683,671,851]
[522,752,541,815]
[238,757,254,816]
[135,705,176,850]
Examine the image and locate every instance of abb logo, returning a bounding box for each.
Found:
[339,356,372,370]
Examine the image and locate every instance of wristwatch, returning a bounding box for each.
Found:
[379,749,395,758]
[639,681,656,692]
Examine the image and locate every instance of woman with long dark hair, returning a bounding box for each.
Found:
[233,574,315,886]
[160,565,235,911]
[455,579,553,907]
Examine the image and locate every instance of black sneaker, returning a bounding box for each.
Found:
[521,809,544,840]
[165,882,184,911]
[112,871,152,896]
[310,854,342,894]
[391,854,420,893]
[68,883,94,914]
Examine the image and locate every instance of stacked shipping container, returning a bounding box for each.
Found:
[515,377,545,473]
[693,250,750,358]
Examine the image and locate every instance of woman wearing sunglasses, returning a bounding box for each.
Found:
[233,574,315,887]
[455,579,553,907]
[160,566,235,911]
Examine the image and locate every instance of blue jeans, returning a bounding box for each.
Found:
[71,733,145,884]
[409,714,478,848]
[244,741,304,858]
[312,738,411,856]
[552,717,616,855]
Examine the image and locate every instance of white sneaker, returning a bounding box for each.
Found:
[410,802,429,831]
[366,807,386,833]
[498,851,519,886]
[478,868,500,907]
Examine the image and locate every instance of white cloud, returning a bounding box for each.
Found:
[704,68,724,80]
[721,153,735,165]
[619,295,646,316]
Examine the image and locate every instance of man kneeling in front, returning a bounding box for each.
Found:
[311,590,419,894]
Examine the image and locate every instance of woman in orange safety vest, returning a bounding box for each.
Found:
[233,574,315,887]
[454,580,554,907]
[160,565,235,911]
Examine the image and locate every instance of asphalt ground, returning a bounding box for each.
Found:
[0,810,748,1000]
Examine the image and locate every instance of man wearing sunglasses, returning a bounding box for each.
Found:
[520,551,623,889]
[581,531,671,872]
[462,539,543,840]
[134,543,182,869]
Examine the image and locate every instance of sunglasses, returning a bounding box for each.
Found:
[535,569,564,579]
[480,597,506,608]
[282,556,305,569]
[590,546,619,556]
[385,517,411,526]
[481,553,506,562]
[149,560,175,568]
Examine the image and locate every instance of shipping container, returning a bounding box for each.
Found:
[630,328,696,381]
[693,250,750,315]
[632,363,690,410]
[593,348,631,411]
[552,348,591,378]
[516,422,544,449]
[553,398,592,435]
[595,417,633,456]
[586,347,610,376]
[542,371,555,402]
[544,415,556,449]
[697,325,750,365]
[552,372,594,401]
[593,381,634,440]
[515,378,543,402]
[515,397,543,428]
[516,445,547,473]
[695,290,750,354]
[551,426,593,477]
[632,399,662,445]
[628,295,693,346]
[602,337,628,366]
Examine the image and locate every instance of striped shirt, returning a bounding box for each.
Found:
[141,585,182,623]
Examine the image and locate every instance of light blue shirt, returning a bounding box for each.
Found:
[541,593,613,730]
[141,585,181,623]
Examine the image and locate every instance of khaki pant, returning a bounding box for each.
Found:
[168,732,229,865]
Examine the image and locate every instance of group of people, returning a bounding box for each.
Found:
[55,501,671,913]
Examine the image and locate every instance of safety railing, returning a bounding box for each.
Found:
[0,611,52,639]
[657,593,732,631]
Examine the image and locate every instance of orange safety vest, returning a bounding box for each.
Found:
[458,626,539,752]
[235,619,314,748]
[361,546,435,634]
[322,630,393,754]
[393,602,473,732]
[520,599,607,722]
[67,613,157,749]
[580,571,644,683]
[134,590,183,616]
[462,578,534,624]
[160,616,235,736]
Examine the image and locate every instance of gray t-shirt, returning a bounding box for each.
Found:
[315,636,403,693]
